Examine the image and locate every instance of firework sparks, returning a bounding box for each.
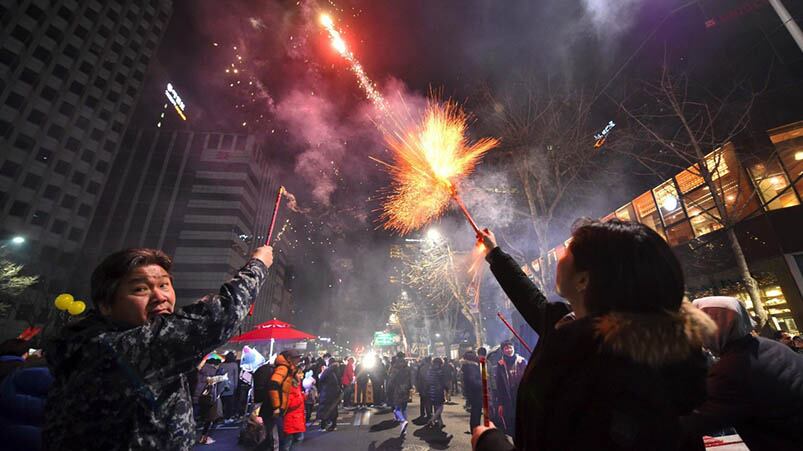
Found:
[282,188,310,214]
[376,100,499,234]
[319,13,388,112]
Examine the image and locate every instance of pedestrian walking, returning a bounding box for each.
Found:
[443,358,456,403]
[44,246,273,450]
[256,349,301,451]
[317,360,341,431]
[197,358,227,445]
[493,340,526,436]
[472,221,715,450]
[426,358,450,429]
[461,350,483,432]
[219,352,240,421]
[415,356,432,421]
[681,296,803,451]
[302,372,317,424]
[387,352,412,435]
[341,357,355,407]
[354,360,371,407]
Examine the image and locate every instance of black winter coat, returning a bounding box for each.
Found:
[387,361,412,406]
[317,364,341,407]
[476,248,713,451]
[461,361,482,402]
[681,336,803,451]
[426,366,449,405]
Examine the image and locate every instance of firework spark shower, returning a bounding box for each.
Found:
[318,12,499,236]
[319,13,388,112]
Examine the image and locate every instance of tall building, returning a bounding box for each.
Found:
[82,128,292,331]
[0,1,172,269]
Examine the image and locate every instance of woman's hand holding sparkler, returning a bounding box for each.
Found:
[478,228,498,255]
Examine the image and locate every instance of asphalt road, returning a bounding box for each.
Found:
[195,395,482,450]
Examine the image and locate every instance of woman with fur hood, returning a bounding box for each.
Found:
[472,219,716,451]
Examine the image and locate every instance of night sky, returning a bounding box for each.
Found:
[133,0,799,346]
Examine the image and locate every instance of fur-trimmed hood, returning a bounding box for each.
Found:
[594,302,718,367]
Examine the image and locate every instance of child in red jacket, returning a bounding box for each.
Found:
[282,370,306,450]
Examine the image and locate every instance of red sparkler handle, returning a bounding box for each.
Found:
[266,186,285,245]
[250,186,284,317]
[497,312,532,354]
[450,188,482,237]
[479,356,491,427]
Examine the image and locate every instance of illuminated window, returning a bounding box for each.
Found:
[683,185,723,237]
[665,220,695,246]
[748,158,800,210]
[769,121,803,200]
[614,204,636,221]
[633,191,665,238]
[653,180,686,226]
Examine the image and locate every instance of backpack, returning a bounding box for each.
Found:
[252,363,274,403]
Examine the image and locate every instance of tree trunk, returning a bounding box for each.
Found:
[726,228,768,326]
[398,319,409,353]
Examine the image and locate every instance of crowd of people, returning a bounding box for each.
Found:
[0,219,802,450]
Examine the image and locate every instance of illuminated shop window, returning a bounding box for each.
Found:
[615,204,636,222]
[729,285,797,334]
[748,159,800,210]
[633,191,665,238]
[769,121,803,199]
[653,179,686,226]
[683,184,723,237]
[665,220,695,246]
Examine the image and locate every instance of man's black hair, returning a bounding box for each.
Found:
[90,248,172,309]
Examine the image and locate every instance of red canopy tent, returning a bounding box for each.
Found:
[229,319,316,356]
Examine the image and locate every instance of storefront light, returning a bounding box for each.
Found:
[662,195,678,212]
[765,288,783,297]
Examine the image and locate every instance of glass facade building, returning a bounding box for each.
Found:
[534,121,803,333]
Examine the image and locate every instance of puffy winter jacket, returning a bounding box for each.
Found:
[0,364,53,451]
[267,354,297,415]
[283,383,306,434]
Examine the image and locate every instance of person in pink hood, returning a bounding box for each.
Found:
[282,369,306,450]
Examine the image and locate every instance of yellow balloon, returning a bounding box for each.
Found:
[68,300,86,316]
[54,293,74,311]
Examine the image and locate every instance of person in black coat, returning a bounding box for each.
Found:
[682,296,803,451]
[472,220,715,451]
[461,351,483,432]
[317,361,341,431]
[414,356,432,421]
[426,358,450,428]
[387,353,413,434]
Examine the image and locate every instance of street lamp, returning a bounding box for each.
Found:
[435,333,441,338]
[11,236,25,245]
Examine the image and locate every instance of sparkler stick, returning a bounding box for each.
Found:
[250,186,284,317]
[450,188,481,237]
[266,186,285,245]
[497,312,533,354]
[478,347,491,427]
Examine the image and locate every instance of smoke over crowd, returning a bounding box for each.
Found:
[157,0,672,343]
